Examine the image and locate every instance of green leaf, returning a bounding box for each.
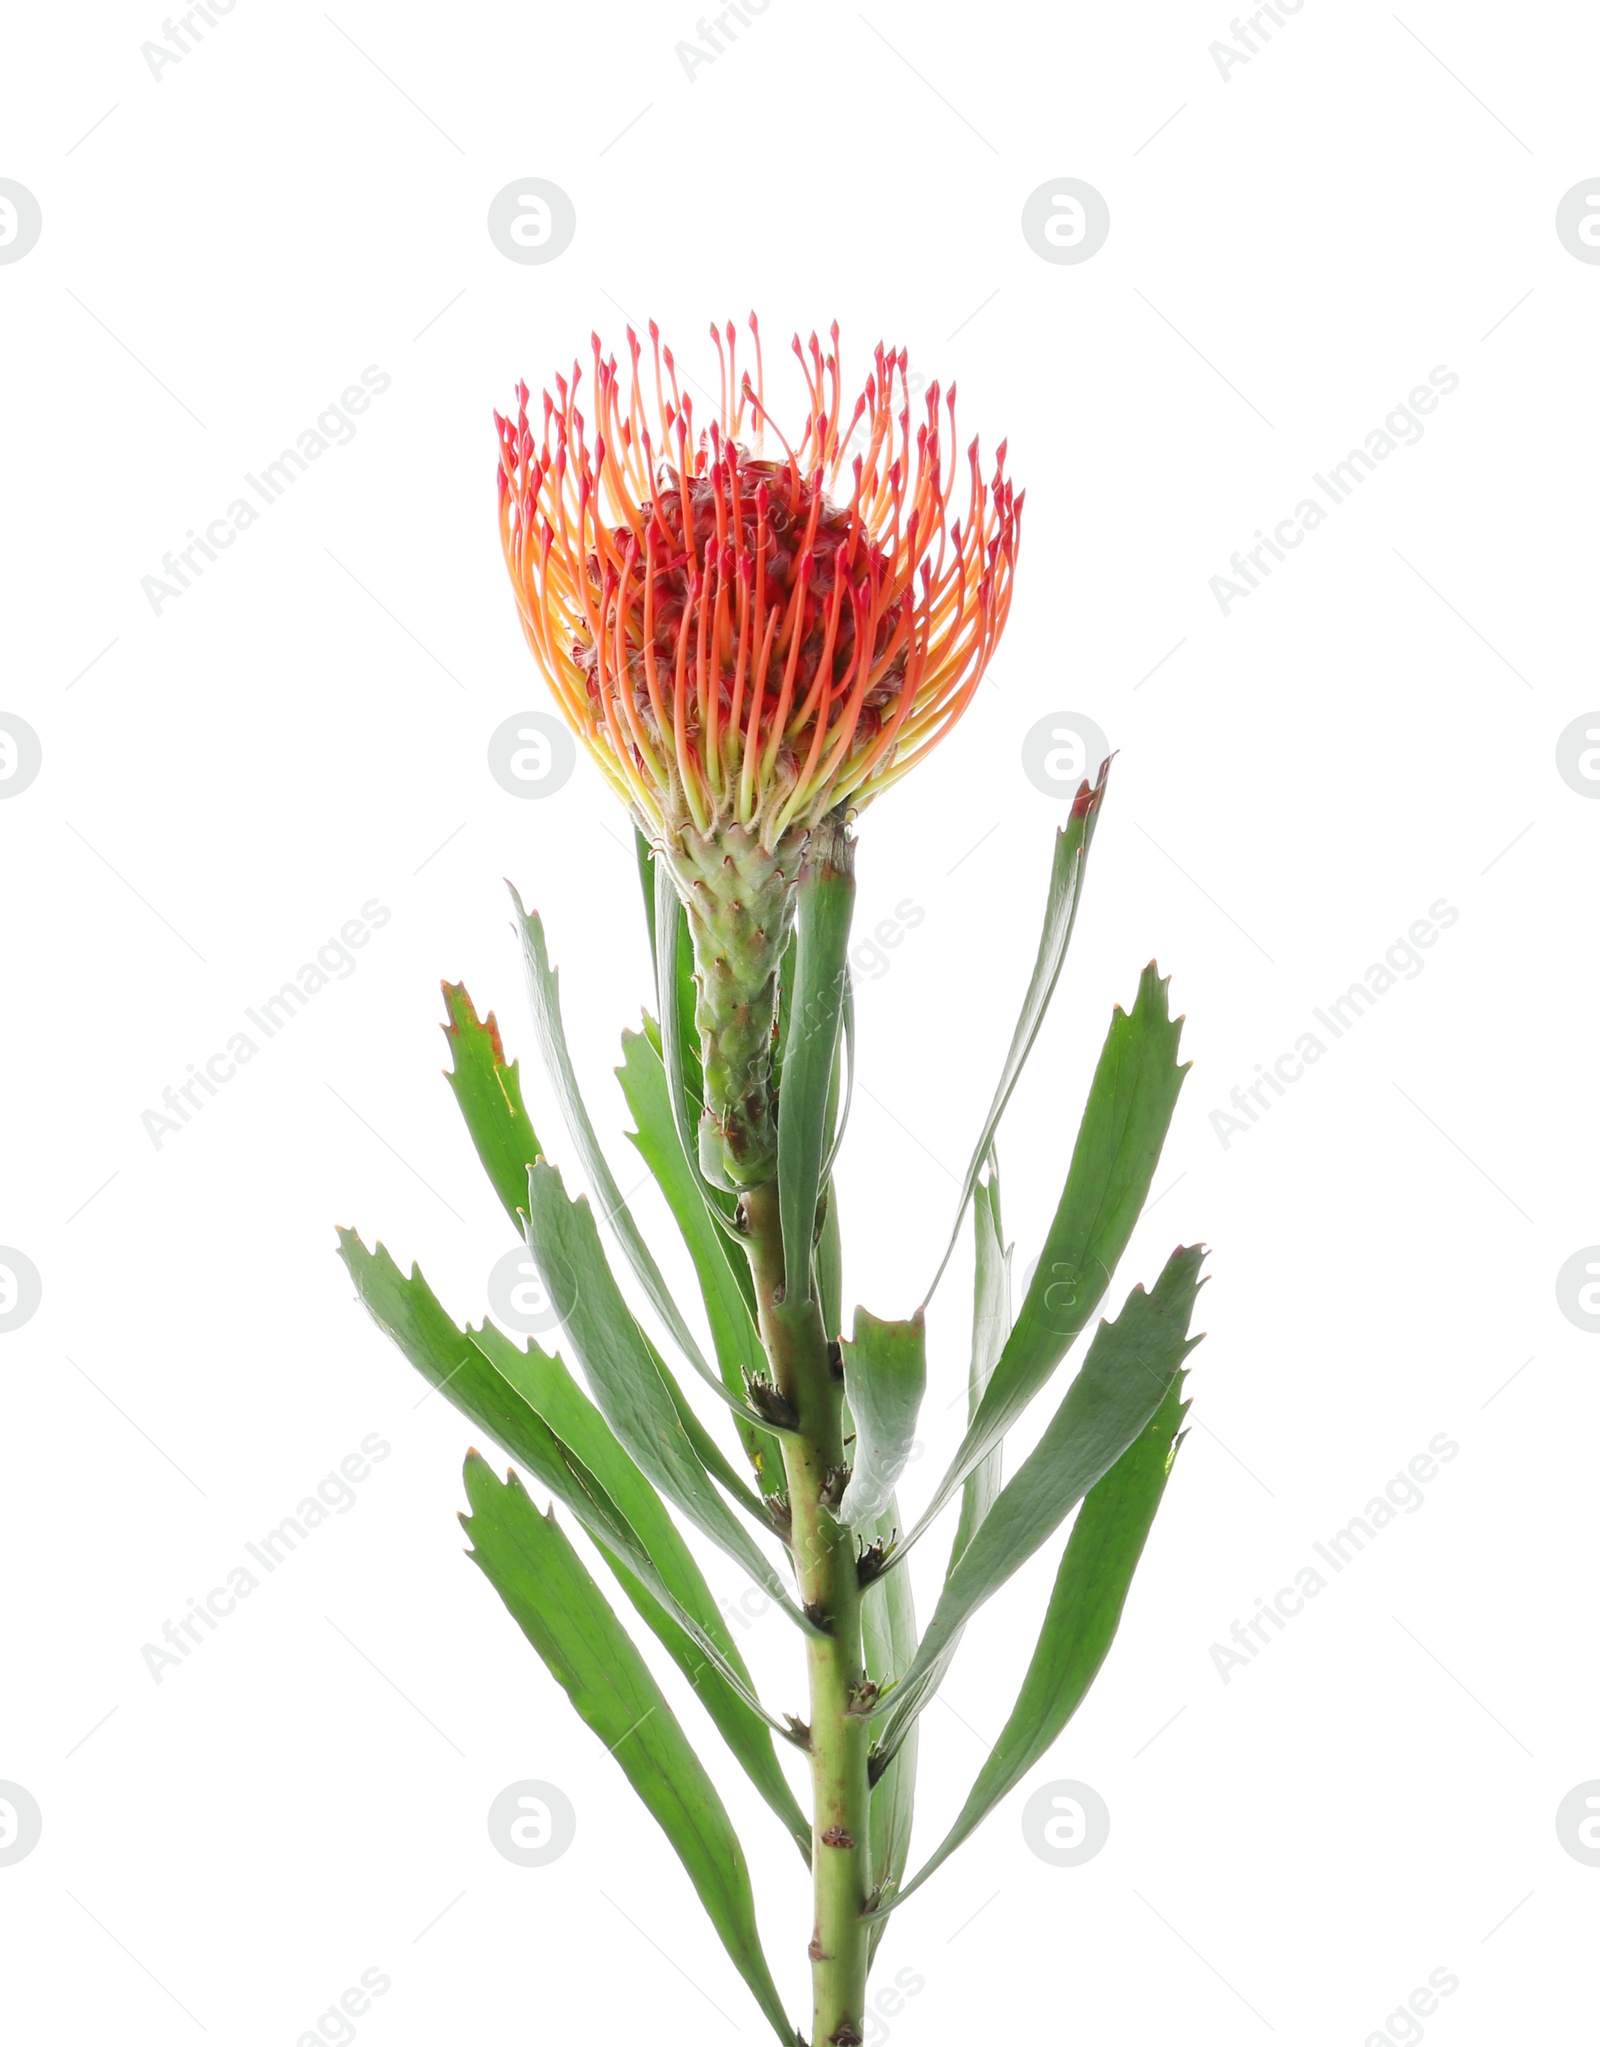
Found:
[816,1176,843,1342]
[462,1456,796,2047]
[616,1027,777,1486]
[838,1309,926,1529]
[870,1245,1207,1768]
[772,890,800,1077]
[822,965,856,1184]
[471,1319,811,1860]
[439,979,774,1492]
[842,1362,919,1949]
[652,856,699,1171]
[924,762,1109,1303]
[899,962,1189,1558]
[634,822,660,963]
[511,892,773,1441]
[638,1012,758,1316]
[776,819,856,1299]
[887,1372,1190,1913]
[336,1232,809,1854]
[337,1227,564,1487]
[440,982,543,1230]
[811,984,850,1344]
[861,1490,918,1955]
[637,825,709,1132]
[826,1182,920,1933]
[639,831,745,1239]
[650,856,748,1245]
[522,1161,815,1628]
[511,889,769,1437]
[947,1167,1011,1575]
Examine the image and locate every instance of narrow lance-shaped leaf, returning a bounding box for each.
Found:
[772,890,800,1080]
[811,978,850,1342]
[440,982,542,1229]
[895,962,1189,1563]
[510,888,762,1424]
[335,1232,810,1853]
[472,1317,811,1858]
[870,1246,1207,1770]
[776,817,855,1299]
[337,1227,571,1492]
[923,762,1109,1304]
[653,854,700,1173]
[522,1156,770,1513]
[838,1309,926,1530]
[947,1163,1010,1576]
[650,855,748,1252]
[634,822,660,964]
[638,828,733,1211]
[638,1013,759,1322]
[822,963,856,1184]
[462,1456,797,2047]
[616,1026,776,1484]
[861,1488,918,1953]
[442,971,770,1492]
[816,1136,922,1926]
[824,1179,906,1929]
[523,1160,817,1628]
[839,1354,919,1948]
[816,1182,843,1344]
[887,1371,1190,1913]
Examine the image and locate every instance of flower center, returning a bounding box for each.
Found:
[574,450,911,810]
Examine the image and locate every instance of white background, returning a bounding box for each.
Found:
[3,2,1598,2041]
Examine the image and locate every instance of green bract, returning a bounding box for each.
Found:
[339,761,1207,2047]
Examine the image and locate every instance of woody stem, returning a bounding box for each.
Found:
[742,1179,871,2047]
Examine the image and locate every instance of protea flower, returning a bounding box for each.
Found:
[345,311,1204,2047]
[496,319,1021,1185]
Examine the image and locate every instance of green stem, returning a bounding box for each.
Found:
[743,1180,870,2047]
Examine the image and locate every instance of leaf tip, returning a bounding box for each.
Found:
[440,980,511,1069]
[1068,751,1113,820]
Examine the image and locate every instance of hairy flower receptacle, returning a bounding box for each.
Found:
[662,818,807,1188]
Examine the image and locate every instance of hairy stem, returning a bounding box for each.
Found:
[743,1179,871,2047]
[667,822,807,1189]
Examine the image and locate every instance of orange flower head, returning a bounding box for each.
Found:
[495,317,1022,853]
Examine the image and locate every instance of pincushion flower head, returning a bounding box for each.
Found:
[496,318,1022,1186]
